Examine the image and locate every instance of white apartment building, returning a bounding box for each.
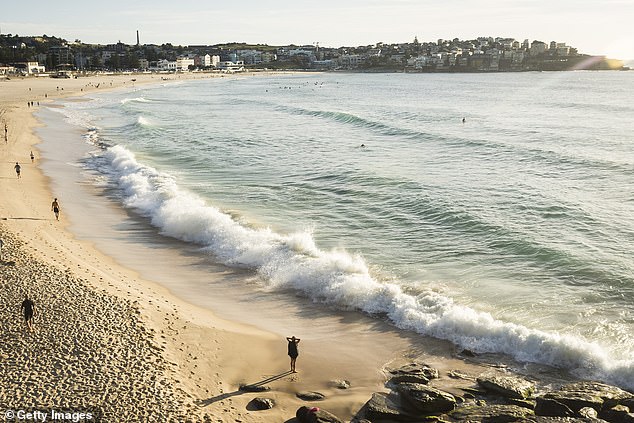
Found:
[176,57,195,71]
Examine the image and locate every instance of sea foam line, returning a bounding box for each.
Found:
[93,143,634,391]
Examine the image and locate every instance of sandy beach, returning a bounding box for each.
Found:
[0,72,439,422]
[6,73,629,423]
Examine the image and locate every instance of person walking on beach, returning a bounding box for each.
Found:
[30,151,34,163]
[51,198,60,221]
[0,238,4,261]
[21,294,37,331]
[14,162,21,178]
[286,336,301,373]
[4,123,7,143]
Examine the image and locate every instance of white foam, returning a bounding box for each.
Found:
[91,143,634,391]
[136,116,153,127]
[121,97,151,104]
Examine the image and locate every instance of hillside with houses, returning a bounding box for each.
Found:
[0,34,626,76]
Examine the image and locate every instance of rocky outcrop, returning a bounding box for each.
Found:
[352,361,634,423]
[537,382,634,417]
[388,363,439,385]
[477,374,535,399]
[450,404,535,421]
[396,383,456,413]
[361,392,418,422]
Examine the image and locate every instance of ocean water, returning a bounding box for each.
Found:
[48,71,634,389]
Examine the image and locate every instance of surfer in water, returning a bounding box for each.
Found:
[286,336,301,373]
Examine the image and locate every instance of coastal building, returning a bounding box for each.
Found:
[530,41,548,56]
[156,59,177,71]
[216,61,244,72]
[176,57,195,71]
[49,45,74,66]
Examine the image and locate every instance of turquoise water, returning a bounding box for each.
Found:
[52,71,634,389]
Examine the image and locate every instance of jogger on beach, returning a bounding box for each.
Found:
[14,162,21,178]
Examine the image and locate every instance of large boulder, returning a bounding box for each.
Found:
[450,404,534,422]
[477,374,535,399]
[539,381,634,415]
[388,363,439,385]
[296,406,343,423]
[361,392,418,422]
[396,383,456,413]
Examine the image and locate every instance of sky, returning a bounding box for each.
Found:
[2,0,633,60]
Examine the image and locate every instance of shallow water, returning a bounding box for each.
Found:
[38,71,634,389]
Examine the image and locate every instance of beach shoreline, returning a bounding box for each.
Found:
[2,72,436,422]
[2,72,631,422]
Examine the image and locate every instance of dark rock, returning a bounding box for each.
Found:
[296,406,343,423]
[535,397,575,417]
[477,374,535,399]
[297,391,325,401]
[389,363,439,383]
[599,404,634,423]
[450,404,534,422]
[539,381,633,415]
[390,374,431,385]
[239,383,270,392]
[540,392,602,415]
[248,397,275,410]
[396,383,456,413]
[362,392,418,422]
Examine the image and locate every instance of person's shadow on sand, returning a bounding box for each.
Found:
[196,370,293,407]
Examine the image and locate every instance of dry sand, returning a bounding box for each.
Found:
[0,73,496,422]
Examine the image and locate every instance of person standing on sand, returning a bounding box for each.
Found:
[287,336,301,373]
[0,238,4,261]
[51,198,60,221]
[30,151,34,163]
[14,162,21,178]
[21,294,36,331]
